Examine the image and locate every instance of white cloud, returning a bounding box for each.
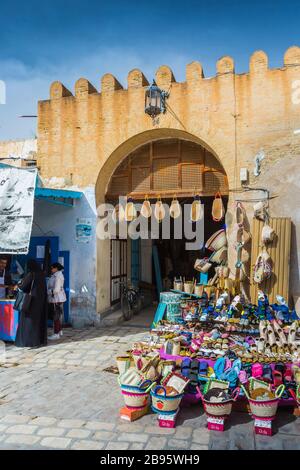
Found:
[0,46,195,140]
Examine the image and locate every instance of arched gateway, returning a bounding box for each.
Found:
[37,49,300,322]
[96,131,229,313]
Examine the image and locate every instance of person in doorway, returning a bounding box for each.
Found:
[15,259,48,348]
[47,263,66,340]
[0,257,13,299]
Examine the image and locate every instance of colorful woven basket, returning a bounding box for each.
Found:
[199,387,240,418]
[151,385,184,414]
[241,384,285,419]
[119,379,155,409]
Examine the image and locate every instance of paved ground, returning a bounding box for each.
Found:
[0,311,300,450]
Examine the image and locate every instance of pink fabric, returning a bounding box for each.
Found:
[238,370,248,384]
[252,363,263,378]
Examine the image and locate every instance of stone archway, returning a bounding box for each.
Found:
[95,128,233,315]
[95,128,231,207]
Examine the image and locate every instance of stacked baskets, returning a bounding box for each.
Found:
[118,378,155,409]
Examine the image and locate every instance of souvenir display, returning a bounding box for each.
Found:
[115,194,298,437]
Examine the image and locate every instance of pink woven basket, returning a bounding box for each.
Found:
[121,389,150,409]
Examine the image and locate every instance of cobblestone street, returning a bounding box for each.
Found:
[1,321,300,451]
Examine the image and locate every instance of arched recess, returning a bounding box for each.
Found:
[105,139,228,201]
[95,128,228,206]
[95,128,229,315]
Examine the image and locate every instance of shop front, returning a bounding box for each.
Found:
[37,48,300,322]
[104,137,229,310]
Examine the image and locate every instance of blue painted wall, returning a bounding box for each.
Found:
[31,187,97,328]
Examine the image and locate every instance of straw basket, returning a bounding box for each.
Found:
[174,278,183,291]
[199,387,240,418]
[184,280,195,294]
[119,379,155,409]
[241,384,285,419]
[205,229,227,252]
[151,385,184,414]
[116,356,132,375]
[194,284,204,296]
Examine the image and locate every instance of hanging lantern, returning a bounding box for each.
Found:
[145,80,168,118]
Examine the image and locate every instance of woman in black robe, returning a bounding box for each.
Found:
[15,259,48,348]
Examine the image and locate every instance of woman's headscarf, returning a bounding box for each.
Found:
[27,259,42,273]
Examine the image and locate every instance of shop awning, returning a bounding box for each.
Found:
[35,187,83,207]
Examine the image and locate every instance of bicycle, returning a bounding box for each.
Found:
[119,280,142,321]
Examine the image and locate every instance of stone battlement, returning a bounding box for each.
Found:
[45,47,300,99]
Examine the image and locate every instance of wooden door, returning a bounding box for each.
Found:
[110,239,127,305]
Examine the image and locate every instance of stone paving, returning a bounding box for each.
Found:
[1,321,300,450]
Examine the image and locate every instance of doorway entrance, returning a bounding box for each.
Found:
[106,137,229,308]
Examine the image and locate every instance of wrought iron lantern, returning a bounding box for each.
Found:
[145,80,169,118]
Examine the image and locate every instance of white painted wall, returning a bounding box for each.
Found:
[31,186,98,327]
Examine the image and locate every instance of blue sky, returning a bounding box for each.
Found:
[0,0,299,140]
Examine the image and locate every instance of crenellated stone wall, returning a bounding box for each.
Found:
[37,46,300,313]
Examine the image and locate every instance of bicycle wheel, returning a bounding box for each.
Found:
[121,294,132,321]
[132,296,142,315]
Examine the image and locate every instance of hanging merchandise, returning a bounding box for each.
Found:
[240,249,250,263]
[154,196,166,223]
[112,204,125,224]
[205,229,227,252]
[124,197,137,222]
[194,258,212,273]
[253,248,272,284]
[232,202,251,293]
[211,192,225,222]
[233,202,251,246]
[253,201,267,220]
[170,196,181,219]
[190,195,203,222]
[215,266,230,279]
[261,224,275,244]
[141,195,152,218]
[209,246,228,264]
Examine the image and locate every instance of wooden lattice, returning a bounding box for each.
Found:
[181,164,203,191]
[153,157,179,191]
[106,139,229,198]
